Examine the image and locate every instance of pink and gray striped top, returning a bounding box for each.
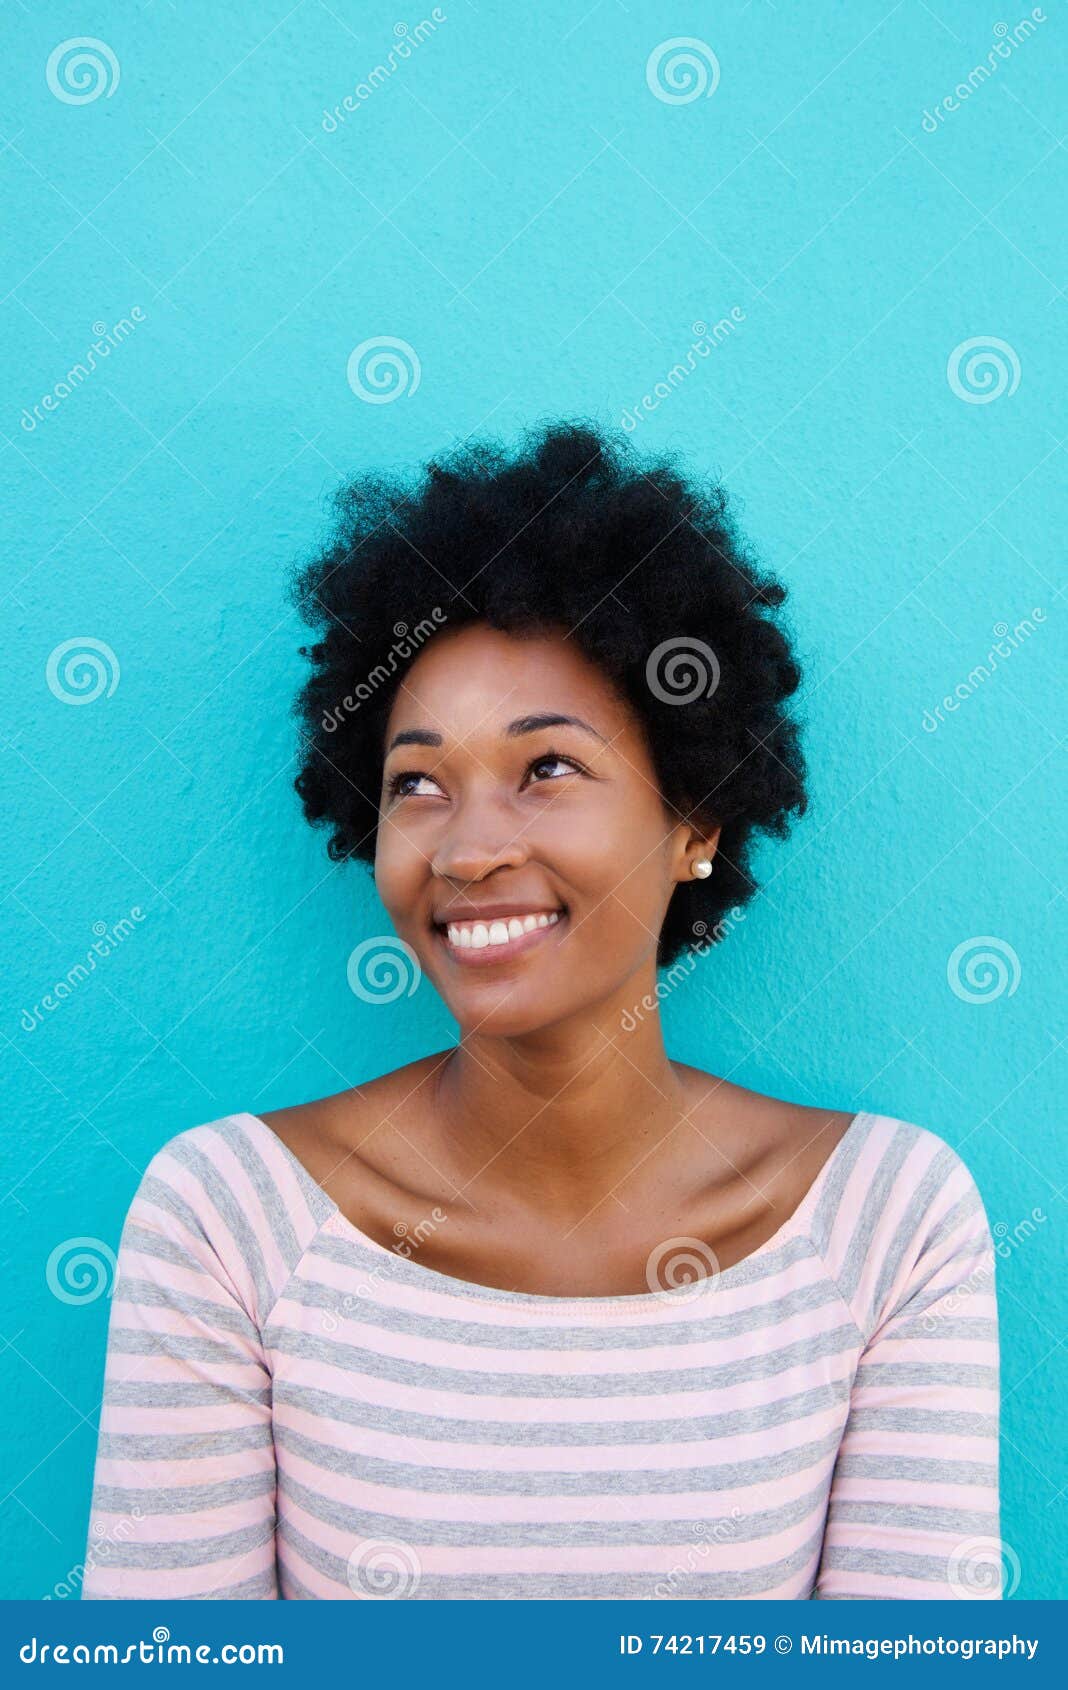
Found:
[82,1109,1001,1600]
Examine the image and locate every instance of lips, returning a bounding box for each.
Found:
[431,905,569,966]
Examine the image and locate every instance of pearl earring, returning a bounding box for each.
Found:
[690,859,713,879]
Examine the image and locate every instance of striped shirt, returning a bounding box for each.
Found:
[82,1109,1001,1600]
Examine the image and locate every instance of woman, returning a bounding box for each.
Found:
[83,422,1000,1600]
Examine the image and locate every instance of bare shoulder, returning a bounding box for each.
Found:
[257,1051,450,1192]
[673,1064,858,1201]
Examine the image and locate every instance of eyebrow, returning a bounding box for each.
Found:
[385,712,610,757]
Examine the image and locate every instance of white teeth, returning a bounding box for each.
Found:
[444,910,562,951]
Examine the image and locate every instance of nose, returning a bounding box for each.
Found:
[430,793,531,884]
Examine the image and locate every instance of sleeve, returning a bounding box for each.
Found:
[815,1137,1002,1599]
[81,1133,279,1599]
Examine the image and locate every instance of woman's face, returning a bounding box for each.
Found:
[374,623,704,1036]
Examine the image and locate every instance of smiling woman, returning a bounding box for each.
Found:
[82,421,1000,1600]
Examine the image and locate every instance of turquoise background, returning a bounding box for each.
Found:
[1,0,1064,1599]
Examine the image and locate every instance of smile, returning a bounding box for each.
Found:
[433,908,567,965]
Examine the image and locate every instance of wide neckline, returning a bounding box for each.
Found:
[237,1108,873,1313]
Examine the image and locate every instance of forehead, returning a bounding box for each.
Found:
[385,624,632,739]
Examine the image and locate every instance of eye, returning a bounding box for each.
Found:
[384,750,585,803]
[384,768,441,801]
[523,752,585,786]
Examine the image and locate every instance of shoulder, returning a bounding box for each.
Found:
[127,1111,336,1321]
[807,1111,994,1336]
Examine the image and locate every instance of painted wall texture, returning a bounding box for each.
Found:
[1,0,1063,1599]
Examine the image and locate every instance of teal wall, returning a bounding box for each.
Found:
[1,0,1063,1599]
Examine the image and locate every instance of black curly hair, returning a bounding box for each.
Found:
[289,419,807,970]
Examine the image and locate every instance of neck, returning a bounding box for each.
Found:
[429,987,706,1223]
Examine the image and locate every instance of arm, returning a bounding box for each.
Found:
[815,1156,1001,1599]
[82,1147,279,1599]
